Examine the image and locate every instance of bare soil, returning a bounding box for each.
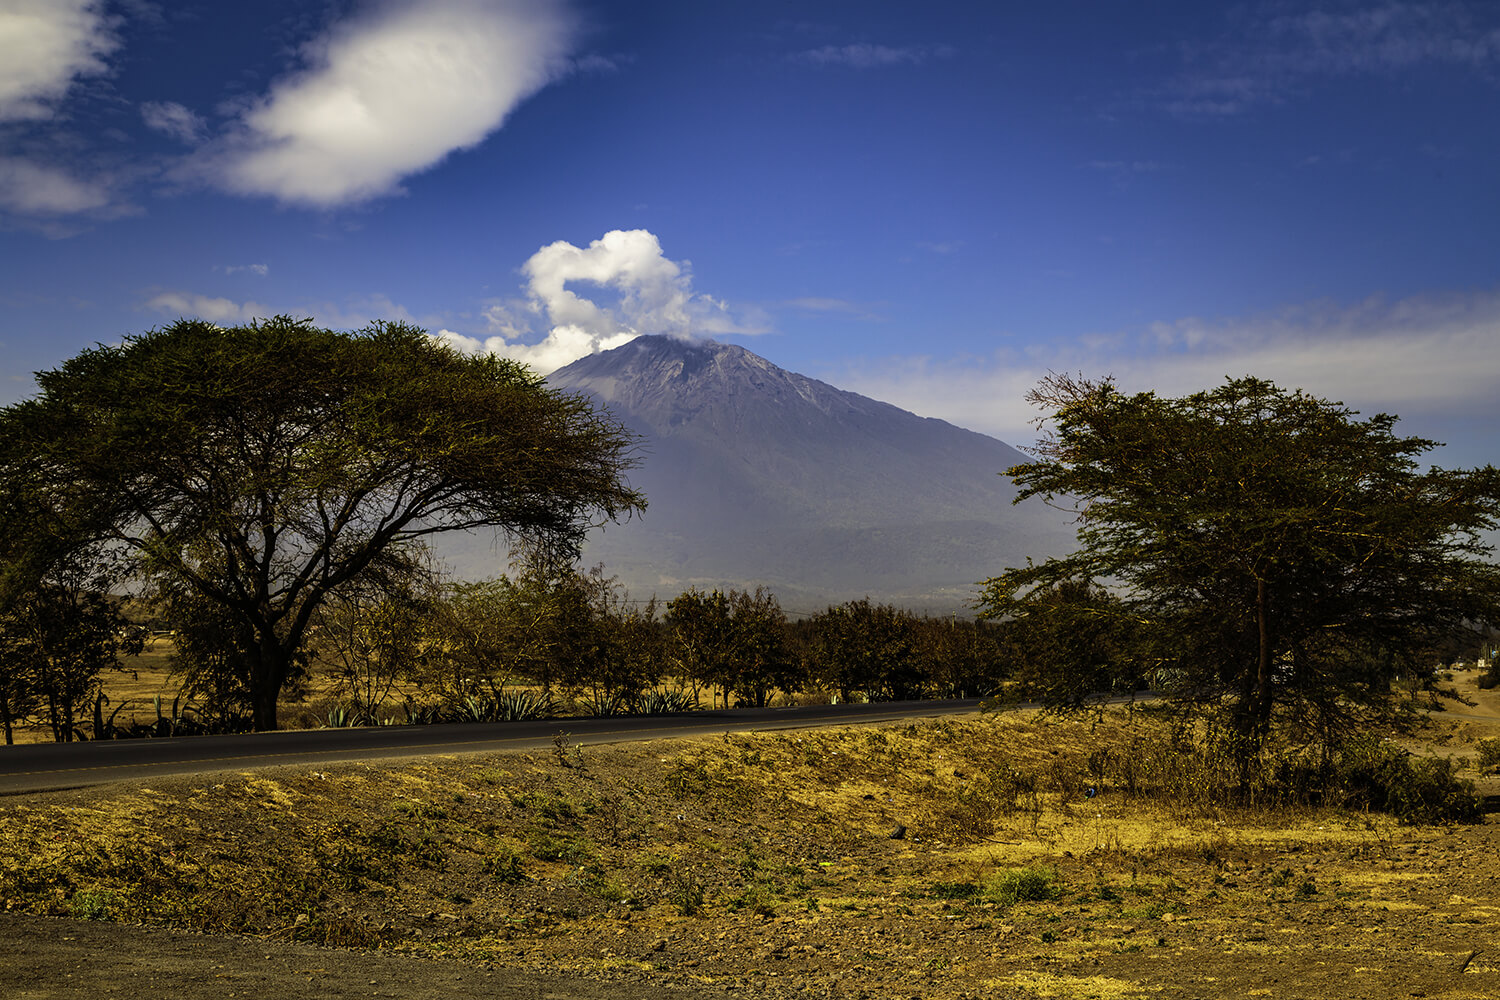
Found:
[5,668,1500,1000]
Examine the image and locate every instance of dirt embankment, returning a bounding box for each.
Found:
[6,674,1500,1000]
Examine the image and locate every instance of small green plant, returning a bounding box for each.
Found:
[483,847,526,883]
[633,688,699,714]
[729,884,777,916]
[663,759,711,797]
[980,865,1059,907]
[568,863,634,905]
[552,732,585,769]
[526,830,594,863]
[667,871,705,916]
[494,687,555,721]
[68,889,116,920]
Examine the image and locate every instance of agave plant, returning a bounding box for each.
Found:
[319,702,369,728]
[400,699,443,726]
[579,689,629,717]
[633,688,699,715]
[494,688,555,721]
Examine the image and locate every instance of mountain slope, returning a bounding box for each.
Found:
[541,335,1072,611]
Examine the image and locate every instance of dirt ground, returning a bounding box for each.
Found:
[5,667,1500,1000]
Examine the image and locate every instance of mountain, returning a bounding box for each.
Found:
[538,335,1074,612]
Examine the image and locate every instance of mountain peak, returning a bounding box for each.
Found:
[554,335,939,434]
[545,336,1069,609]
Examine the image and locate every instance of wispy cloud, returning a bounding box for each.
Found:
[143,291,272,325]
[791,43,954,69]
[1156,2,1500,117]
[189,0,580,207]
[437,229,763,374]
[0,0,118,122]
[829,288,1500,449]
[141,290,425,330]
[218,263,269,277]
[0,157,110,214]
[784,297,883,321]
[140,100,206,144]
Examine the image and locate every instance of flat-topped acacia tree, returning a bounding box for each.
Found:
[980,374,1500,749]
[0,317,644,730]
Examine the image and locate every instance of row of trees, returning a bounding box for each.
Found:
[0,553,1013,741]
[193,560,1009,727]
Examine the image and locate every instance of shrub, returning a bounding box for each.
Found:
[668,871,705,915]
[483,847,526,883]
[1476,738,1500,772]
[1323,737,1482,825]
[981,866,1059,907]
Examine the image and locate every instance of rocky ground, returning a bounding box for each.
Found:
[4,670,1500,1000]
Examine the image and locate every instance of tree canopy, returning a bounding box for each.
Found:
[978,374,1500,746]
[0,317,644,730]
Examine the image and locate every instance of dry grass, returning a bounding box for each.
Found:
[3,709,1499,998]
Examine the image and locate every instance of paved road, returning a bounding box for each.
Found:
[0,698,983,794]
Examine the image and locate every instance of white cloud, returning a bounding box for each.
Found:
[792,43,954,69]
[144,292,272,324]
[198,0,578,207]
[219,263,270,277]
[437,229,761,373]
[0,156,110,214]
[141,100,206,144]
[0,0,117,122]
[829,289,1500,448]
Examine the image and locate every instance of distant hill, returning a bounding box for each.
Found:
[531,335,1074,613]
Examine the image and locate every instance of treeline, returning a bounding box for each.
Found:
[0,555,1017,742]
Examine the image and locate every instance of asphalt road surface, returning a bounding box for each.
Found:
[0,699,983,794]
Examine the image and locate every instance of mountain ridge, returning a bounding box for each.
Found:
[539,335,1072,612]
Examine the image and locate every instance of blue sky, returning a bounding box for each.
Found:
[2,0,1497,465]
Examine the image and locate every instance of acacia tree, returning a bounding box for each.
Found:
[993,577,1144,710]
[808,598,921,702]
[979,374,1500,747]
[665,588,738,706]
[0,317,644,730]
[664,587,794,707]
[724,587,797,708]
[913,615,1006,699]
[0,552,143,741]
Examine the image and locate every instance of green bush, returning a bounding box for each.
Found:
[483,847,526,883]
[1088,724,1482,825]
[1322,737,1482,825]
[980,866,1059,907]
[1476,739,1500,772]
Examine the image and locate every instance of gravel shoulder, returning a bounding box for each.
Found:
[0,912,721,1000]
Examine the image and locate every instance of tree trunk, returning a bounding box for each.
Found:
[1254,576,1273,740]
[249,633,289,731]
